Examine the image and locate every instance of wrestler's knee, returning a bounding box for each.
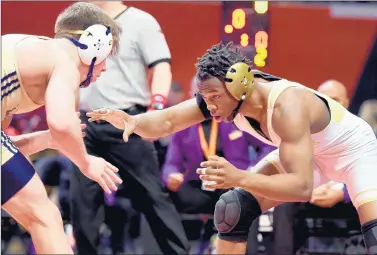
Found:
[352,191,377,254]
[214,189,262,242]
[358,202,377,254]
[3,175,63,231]
[27,198,63,229]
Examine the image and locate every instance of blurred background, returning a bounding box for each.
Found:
[2,1,377,255]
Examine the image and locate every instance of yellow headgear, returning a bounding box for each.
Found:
[225,62,254,101]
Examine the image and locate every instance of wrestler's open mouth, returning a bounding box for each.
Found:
[214,116,222,122]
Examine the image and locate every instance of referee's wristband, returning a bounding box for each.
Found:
[150,94,167,110]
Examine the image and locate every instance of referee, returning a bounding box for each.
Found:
[70,2,188,254]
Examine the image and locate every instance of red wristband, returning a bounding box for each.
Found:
[150,94,168,110]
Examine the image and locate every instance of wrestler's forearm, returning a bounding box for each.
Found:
[132,99,204,138]
[132,109,175,138]
[238,171,313,202]
[10,130,51,156]
[48,124,90,170]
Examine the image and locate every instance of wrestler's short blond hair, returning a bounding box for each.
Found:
[54,2,122,56]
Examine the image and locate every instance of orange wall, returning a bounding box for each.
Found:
[2,2,376,97]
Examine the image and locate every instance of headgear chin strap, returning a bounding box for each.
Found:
[66,24,113,88]
[224,62,254,121]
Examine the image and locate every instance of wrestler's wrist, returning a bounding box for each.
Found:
[235,169,250,188]
[77,154,91,171]
[44,130,55,148]
[130,115,140,131]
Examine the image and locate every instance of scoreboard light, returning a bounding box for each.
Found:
[221,1,270,68]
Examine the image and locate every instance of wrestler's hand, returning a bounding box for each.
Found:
[197,155,243,190]
[86,108,136,142]
[81,155,123,194]
[310,184,344,208]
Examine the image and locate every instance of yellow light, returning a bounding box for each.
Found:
[232,9,246,29]
[224,24,233,34]
[240,33,249,47]
[254,1,268,14]
[256,47,268,59]
[240,41,249,47]
[254,54,266,67]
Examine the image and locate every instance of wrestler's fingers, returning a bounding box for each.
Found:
[200,160,223,169]
[98,178,111,194]
[310,194,327,202]
[103,173,118,191]
[122,131,130,142]
[77,112,81,118]
[196,167,223,176]
[104,161,119,173]
[199,175,224,183]
[208,155,221,161]
[106,168,122,184]
[86,112,96,118]
[87,116,101,122]
[122,120,135,142]
[96,108,112,115]
[86,108,110,117]
[85,111,99,118]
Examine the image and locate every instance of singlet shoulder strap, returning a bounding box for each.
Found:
[252,70,282,82]
[267,80,300,110]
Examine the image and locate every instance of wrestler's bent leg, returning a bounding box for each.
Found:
[1,145,73,254]
[214,149,329,254]
[214,152,283,254]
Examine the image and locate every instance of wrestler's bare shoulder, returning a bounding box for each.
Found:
[16,37,76,82]
[13,37,79,106]
[272,85,330,135]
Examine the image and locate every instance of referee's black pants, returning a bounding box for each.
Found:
[70,110,189,255]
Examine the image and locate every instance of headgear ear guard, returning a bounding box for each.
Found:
[224,62,254,120]
[66,24,113,88]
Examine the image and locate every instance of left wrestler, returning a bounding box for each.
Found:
[1,2,122,254]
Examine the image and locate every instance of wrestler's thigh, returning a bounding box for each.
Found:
[259,149,328,185]
[343,157,377,224]
[248,149,285,211]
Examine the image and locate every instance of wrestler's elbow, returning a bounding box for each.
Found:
[163,119,174,137]
[47,116,70,134]
[297,176,313,202]
[163,108,175,136]
[300,186,313,202]
[47,115,77,136]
